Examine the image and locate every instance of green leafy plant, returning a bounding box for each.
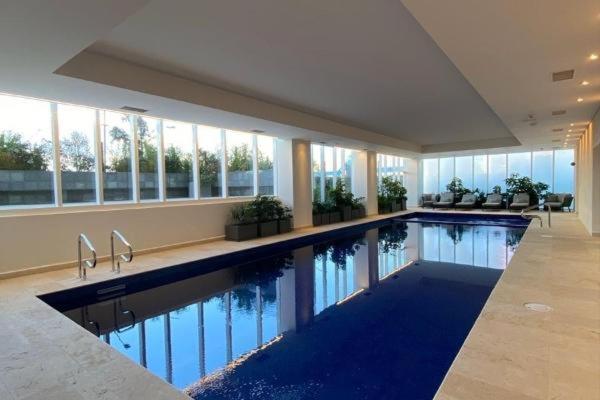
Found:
[446,177,471,198]
[328,179,354,210]
[379,176,407,200]
[492,185,502,194]
[230,203,256,225]
[505,173,549,205]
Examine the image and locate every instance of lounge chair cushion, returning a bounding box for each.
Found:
[433,192,454,207]
[482,193,502,207]
[456,193,476,207]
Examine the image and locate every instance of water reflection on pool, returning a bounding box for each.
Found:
[61,221,524,399]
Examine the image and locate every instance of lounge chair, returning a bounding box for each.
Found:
[432,192,454,209]
[482,193,502,210]
[455,193,476,210]
[544,193,573,212]
[420,193,436,208]
[509,193,530,211]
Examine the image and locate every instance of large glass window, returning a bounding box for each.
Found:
[343,149,353,190]
[473,155,487,193]
[198,126,223,198]
[58,104,96,204]
[101,111,133,202]
[257,135,274,195]
[532,151,553,192]
[163,120,194,200]
[553,149,575,193]
[323,146,334,201]
[488,154,507,193]
[422,159,438,194]
[312,144,323,202]
[226,130,253,197]
[455,156,473,190]
[136,116,161,201]
[0,95,54,206]
[439,157,454,192]
[508,152,531,178]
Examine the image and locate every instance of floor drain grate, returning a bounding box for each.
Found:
[524,302,553,312]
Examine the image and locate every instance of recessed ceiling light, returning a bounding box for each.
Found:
[581,80,590,86]
[567,134,571,137]
[570,123,574,126]
[568,129,572,132]
[577,97,584,102]
[590,53,599,60]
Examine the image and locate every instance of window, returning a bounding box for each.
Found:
[163,120,194,200]
[226,130,253,197]
[553,149,574,193]
[257,135,274,195]
[507,152,531,178]
[312,144,323,202]
[198,126,223,198]
[439,157,454,192]
[136,116,161,201]
[455,156,473,191]
[101,111,133,202]
[323,146,334,201]
[0,94,54,206]
[532,151,553,192]
[422,159,438,194]
[473,155,487,193]
[57,104,97,204]
[377,153,405,186]
[343,149,353,190]
[488,154,507,193]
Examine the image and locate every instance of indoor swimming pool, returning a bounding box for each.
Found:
[42,214,527,399]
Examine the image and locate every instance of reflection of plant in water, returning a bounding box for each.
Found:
[444,224,465,244]
[228,254,294,312]
[378,222,408,254]
[313,233,365,270]
[506,229,524,251]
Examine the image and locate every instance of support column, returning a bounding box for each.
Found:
[275,138,313,228]
[294,246,315,331]
[351,150,378,216]
[354,228,380,290]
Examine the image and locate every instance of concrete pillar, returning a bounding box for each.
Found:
[276,267,296,333]
[276,138,313,228]
[294,246,315,331]
[352,150,378,216]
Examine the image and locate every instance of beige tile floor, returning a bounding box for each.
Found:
[0,209,598,399]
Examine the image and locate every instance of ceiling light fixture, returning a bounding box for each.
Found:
[568,129,572,132]
[590,53,599,60]
[567,134,571,137]
[581,80,590,86]
[570,123,574,126]
[577,97,584,102]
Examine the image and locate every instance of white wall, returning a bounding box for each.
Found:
[577,107,600,235]
[0,201,242,275]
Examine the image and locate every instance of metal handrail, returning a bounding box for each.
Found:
[78,234,97,280]
[111,230,133,274]
[520,205,543,227]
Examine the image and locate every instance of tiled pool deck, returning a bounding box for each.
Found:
[0,209,598,399]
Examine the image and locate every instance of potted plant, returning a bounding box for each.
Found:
[378,176,407,213]
[378,194,392,214]
[225,203,258,241]
[277,204,293,234]
[328,180,353,221]
[505,173,549,205]
[351,196,366,219]
[252,195,280,237]
[446,177,470,204]
[312,201,330,226]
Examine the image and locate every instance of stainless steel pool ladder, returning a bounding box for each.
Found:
[78,234,97,280]
[111,230,133,274]
[520,205,544,227]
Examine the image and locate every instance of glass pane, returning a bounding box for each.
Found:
[312,144,322,202]
[439,157,454,192]
[203,296,227,376]
[0,94,54,206]
[488,154,507,193]
[101,111,133,202]
[507,152,531,178]
[170,304,199,388]
[422,159,438,194]
[455,156,473,191]
[231,285,258,359]
[198,126,223,198]
[163,120,194,199]
[133,116,160,201]
[473,155,487,193]
[553,149,575,194]
[144,316,167,382]
[226,130,253,197]
[532,151,553,192]
[257,135,274,195]
[323,146,334,201]
[58,104,96,204]
[343,149,352,190]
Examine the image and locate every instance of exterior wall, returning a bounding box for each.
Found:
[0,200,243,275]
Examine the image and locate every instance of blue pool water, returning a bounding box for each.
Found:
[43,216,526,399]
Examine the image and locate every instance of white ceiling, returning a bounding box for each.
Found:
[401,0,600,151]
[1,0,598,155]
[83,0,515,149]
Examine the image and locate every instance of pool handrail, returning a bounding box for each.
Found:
[78,233,97,280]
[520,205,543,227]
[111,230,133,274]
